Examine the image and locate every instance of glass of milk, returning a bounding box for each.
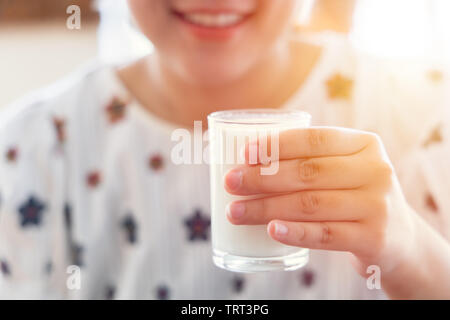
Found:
[208,109,312,273]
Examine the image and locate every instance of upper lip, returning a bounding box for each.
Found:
[171,8,254,16]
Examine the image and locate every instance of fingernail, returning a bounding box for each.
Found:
[227,202,246,219]
[274,222,288,236]
[226,170,242,191]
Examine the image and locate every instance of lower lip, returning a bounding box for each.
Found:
[172,11,251,41]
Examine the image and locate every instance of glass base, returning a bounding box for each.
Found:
[213,248,309,273]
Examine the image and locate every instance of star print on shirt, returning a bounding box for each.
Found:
[105,285,116,300]
[5,147,18,162]
[106,97,128,124]
[425,193,439,213]
[45,261,53,275]
[86,171,101,188]
[121,214,138,244]
[149,154,164,171]
[325,73,354,101]
[427,70,444,84]
[71,243,84,267]
[18,196,46,228]
[0,259,11,276]
[53,117,66,144]
[300,269,316,287]
[232,276,245,293]
[184,209,211,241]
[423,125,443,148]
[156,285,170,300]
[64,203,72,231]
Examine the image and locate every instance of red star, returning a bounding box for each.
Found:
[106,97,128,124]
[53,117,66,143]
[86,171,101,188]
[149,154,164,171]
[6,147,18,162]
[425,193,439,213]
[301,269,315,287]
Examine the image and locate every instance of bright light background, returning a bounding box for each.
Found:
[97,0,450,65]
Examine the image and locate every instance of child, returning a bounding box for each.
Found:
[0,0,449,299]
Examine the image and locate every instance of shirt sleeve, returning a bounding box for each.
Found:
[0,100,69,299]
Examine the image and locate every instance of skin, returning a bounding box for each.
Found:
[123,0,450,298]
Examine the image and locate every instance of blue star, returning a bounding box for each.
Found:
[18,196,46,228]
[232,276,245,293]
[0,259,10,276]
[121,214,138,244]
[71,243,84,267]
[184,209,210,241]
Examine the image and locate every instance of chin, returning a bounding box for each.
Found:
[181,54,256,87]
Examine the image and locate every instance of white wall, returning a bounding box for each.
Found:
[0,22,98,108]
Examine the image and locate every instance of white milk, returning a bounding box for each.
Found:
[208,110,311,260]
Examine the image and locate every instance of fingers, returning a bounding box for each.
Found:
[226,189,378,225]
[225,153,373,195]
[246,127,376,162]
[267,220,371,254]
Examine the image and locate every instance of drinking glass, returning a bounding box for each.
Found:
[208,109,312,272]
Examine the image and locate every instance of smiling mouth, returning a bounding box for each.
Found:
[171,10,252,29]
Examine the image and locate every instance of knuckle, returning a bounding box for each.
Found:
[297,191,320,214]
[318,222,333,244]
[298,159,320,183]
[260,197,271,222]
[307,129,327,151]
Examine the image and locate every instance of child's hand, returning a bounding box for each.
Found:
[224,127,420,276]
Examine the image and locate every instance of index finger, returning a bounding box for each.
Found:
[246,127,375,162]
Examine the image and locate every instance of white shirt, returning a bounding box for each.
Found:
[0,33,448,299]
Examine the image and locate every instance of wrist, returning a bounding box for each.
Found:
[381,212,437,299]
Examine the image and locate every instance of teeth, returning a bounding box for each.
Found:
[183,13,244,27]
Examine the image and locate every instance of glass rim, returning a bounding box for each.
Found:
[207,109,311,125]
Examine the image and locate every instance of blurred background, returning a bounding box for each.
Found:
[0,0,449,108]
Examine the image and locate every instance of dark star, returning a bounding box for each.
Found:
[106,97,128,123]
[71,243,84,267]
[232,276,245,293]
[0,259,11,276]
[105,285,116,300]
[156,285,170,300]
[121,214,138,244]
[301,269,316,287]
[45,261,53,275]
[184,209,211,241]
[18,196,46,228]
[64,202,72,230]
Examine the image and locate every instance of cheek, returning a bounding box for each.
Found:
[256,0,299,39]
[127,0,170,45]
